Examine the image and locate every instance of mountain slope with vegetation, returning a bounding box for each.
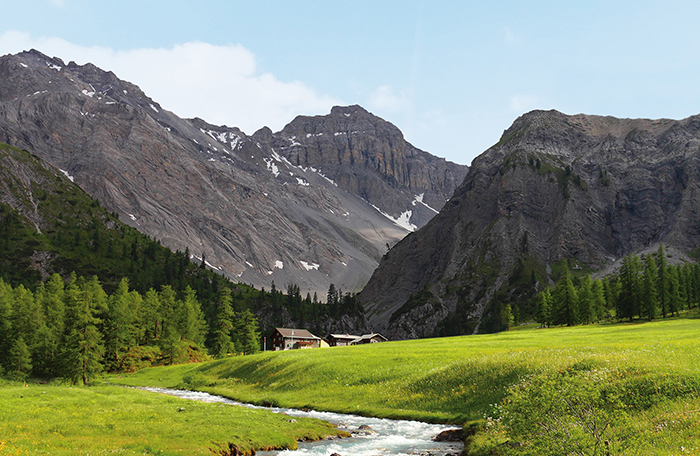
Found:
[0,142,367,382]
[0,49,467,297]
[360,109,700,339]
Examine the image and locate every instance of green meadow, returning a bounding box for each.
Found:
[112,314,700,454]
[3,314,700,454]
[0,383,344,456]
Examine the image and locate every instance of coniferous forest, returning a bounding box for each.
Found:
[533,245,699,328]
[0,144,365,383]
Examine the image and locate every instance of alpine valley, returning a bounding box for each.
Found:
[0,49,467,301]
[4,49,700,341]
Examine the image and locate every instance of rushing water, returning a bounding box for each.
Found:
[139,387,463,456]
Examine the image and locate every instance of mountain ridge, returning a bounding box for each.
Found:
[0,49,468,297]
[359,108,700,338]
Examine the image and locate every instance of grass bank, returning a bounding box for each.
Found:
[114,315,700,423]
[111,314,700,454]
[0,383,345,455]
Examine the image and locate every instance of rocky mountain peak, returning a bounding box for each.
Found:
[360,109,700,339]
[0,50,467,300]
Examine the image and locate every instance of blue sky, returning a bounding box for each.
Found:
[1,1,700,165]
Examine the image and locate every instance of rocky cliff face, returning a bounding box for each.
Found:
[0,49,467,297]
[359,109,700,339]
[274,105,466,229]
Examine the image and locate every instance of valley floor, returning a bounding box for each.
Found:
[2,313,700,454]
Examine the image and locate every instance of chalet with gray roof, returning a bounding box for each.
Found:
[327,332,388,346]
[268,328,322,350]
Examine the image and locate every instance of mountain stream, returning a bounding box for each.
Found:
[139,387,463,456]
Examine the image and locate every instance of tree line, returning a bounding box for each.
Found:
[533,245,698,328]
[0,273,261,384]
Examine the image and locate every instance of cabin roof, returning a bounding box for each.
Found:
[329,333,360,340]
[273,327,320,339]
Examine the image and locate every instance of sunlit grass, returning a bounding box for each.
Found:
[114,313,700,426]
[0,383,344,455]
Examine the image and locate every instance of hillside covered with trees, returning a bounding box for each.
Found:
[0,143,367,382]
[533,245,699,328]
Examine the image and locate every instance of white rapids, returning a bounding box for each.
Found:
[138,387,463,456]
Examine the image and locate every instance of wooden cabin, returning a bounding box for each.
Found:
[268,328,322,350]
[327,333,359,347]
[327,332,388,346]
[349,333,388,345]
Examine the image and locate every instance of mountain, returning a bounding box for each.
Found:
[359,109,700,339]
[0,49,467,297]
[0,141,220,294]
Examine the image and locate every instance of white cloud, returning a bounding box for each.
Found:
[510,94,540,112]
[0,31,341,134]
[367,85,411,112]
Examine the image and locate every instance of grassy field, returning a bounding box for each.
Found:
[0,383,345,455]
[114,315,700,419]
[3,314,699,454]
[110,314,700,454]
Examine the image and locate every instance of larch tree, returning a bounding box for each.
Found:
[657,245,671,318]
[641,255,659,321]
[591,279,607,321]
[211,288,234,358]
[535,288,552,327]
[554,264,578,326]
[62,274,105,385]
[577,275,593,324]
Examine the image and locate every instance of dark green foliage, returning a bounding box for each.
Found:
[61,275,106,385]
[553,263,578,326]
[535,287,552,327]
[534,245,700,328]
[7,336,32,381]
[0,142,368,377]
[641,255,659,320]
[234,308,261,355]
[211,288,235,359]
[617,254,642,322]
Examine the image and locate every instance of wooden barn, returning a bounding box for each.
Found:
[268,328,322,350]
[327,333,388,346]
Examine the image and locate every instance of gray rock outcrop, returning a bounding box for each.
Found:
[0,49,467,298]
[360,109,700,339]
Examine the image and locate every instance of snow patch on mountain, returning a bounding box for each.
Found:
[412,193,439,214]
[300,261,320,271]
[59,169,74,182]
[370,204,416,232]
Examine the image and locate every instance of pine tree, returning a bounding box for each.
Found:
[657,245,671,318]
[7,336,32,381]
[211,288,234,358]
[577,275,593,324]
[617,254,641,322]
[682,264,694,310]
[535,288,552,327]
[553,263,578,326]
[640,255,658,321]
[62,274,105,385]
[668,266,681,316]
